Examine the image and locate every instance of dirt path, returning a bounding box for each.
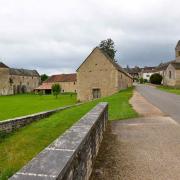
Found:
[90,90,180,180]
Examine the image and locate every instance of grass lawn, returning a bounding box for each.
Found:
[0,93,77,121]
[157,86,180,95]
[0,88,137,179]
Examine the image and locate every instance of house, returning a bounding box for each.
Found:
[163,41,180,87]
[0,62,40,95]
[140,66,156,82]
[76,47,133,101]
[124,66,141,81]
[35,73,77,94]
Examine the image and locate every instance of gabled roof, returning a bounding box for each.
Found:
[9,68,40,77]
[76,47,132,79]
[35,83,52,90]
[154,60,176,71]
[45,73,77,83]
[124,66,141,74]
[171,62,180,70]
[0,62,9,68]
[175,40,180,49]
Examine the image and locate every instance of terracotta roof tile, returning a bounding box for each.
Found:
[45,73,77,83]
[35,83,52,90]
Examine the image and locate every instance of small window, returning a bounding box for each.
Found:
[74,82,76,85]
[169,71,172,79]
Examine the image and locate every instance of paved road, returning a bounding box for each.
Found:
[136,84,180,122]
[91,87,180,180]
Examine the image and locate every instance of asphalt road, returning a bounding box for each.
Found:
[136,84,180,122]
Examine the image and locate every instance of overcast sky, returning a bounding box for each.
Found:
[0,0,180,75]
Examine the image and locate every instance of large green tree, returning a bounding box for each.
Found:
[99,38,116,60]
[41,74,49,82]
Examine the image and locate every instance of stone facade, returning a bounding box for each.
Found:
[163,41,180,87]
[35,73,77,94]
[0,62,40,95]
[77,47,133,101]
[10,102,108,180]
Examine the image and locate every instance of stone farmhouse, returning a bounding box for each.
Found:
[151,41,180,87]
[35,73,77,94]
[0,62,40,95]
[163,41,180,87]
[76,47,133,101]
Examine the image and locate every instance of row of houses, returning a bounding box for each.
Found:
[125,41,180,87]
[0,47,133,101]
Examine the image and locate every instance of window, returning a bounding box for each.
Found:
[169,71,172,79]
[74,82,76,85]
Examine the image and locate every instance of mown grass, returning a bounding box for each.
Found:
[0,88,137,179]
[0,93,77,121]
[157,86,180,95]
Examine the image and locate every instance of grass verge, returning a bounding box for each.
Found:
[0,87,137,179]
[0,93,77,121]
[157,86,180,95]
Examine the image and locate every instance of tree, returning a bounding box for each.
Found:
[99,38,116,60]
[52,84,61,99]
[41,74,49,82]
[150,73,163,85]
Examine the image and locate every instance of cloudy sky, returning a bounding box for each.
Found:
[0,0,180,75]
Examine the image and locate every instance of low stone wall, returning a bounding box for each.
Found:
[10,102,108,180]
[0,103,82,133]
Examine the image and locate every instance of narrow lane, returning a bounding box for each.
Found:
[136,84,180,122]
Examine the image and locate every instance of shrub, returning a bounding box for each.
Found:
[150,73,163,85]
[144,79,148,83]
[52,84,61,99]
[139,78,144,84]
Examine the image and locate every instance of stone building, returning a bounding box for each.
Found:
[163,41,180,87]
[77,47,133,101]
[124,66,141,81]
[35,73,77,94]
[0,62,40,95]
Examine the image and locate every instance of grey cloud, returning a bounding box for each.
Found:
[0,0,180,74]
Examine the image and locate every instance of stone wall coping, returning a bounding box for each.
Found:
[9,102,108,180]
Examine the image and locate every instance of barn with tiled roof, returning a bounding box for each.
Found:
[35,73,77,94]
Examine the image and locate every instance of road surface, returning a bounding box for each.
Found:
[91,86,180,180]
[136,84,180,122]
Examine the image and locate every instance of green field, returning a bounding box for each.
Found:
[0,88,138,179]
[157,86,180,95]
[0,93,77,121]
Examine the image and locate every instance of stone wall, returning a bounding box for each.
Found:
[164,64,176,87]
[10,102,108,180]
[0,104,81,134]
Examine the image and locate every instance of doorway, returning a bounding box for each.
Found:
[92,89,101,99]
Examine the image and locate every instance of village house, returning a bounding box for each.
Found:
[35,73,77,94]
[76,47,133,101]
[163,41,180,87]
[0,62,40,95]
[124,66,141,81]
[140,66,156,82]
